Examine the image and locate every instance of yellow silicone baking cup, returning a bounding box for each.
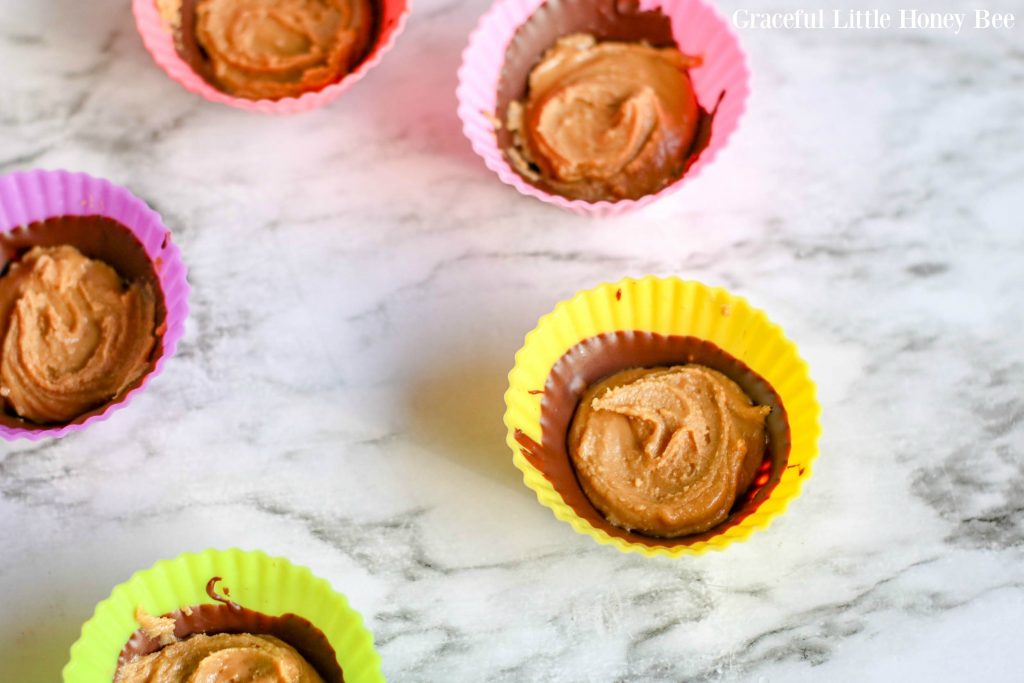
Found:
[504,277,821,557]
[63,548,384,682]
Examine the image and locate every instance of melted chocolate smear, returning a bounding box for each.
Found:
[495,0,717,197]
[175,0,382,99]
[0,215,167,431]
[117,579,344,683]
[515,331,792,548]
[206,576,241,609]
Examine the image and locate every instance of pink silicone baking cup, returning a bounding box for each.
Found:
[132,0,411,114]
[457,0,750,217]
[0,170,189,441]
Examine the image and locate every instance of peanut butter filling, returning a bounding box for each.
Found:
[569,366,770,537]
[506,33,701,201]
[115,632,325,683]
[0,245,156,424]
[194,0,374,100]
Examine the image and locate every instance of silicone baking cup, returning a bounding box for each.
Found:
[63,548,384,682]
[504,277,820,556]
[457,0,750,217]
[133,0,411,114]
[0,170,188,441]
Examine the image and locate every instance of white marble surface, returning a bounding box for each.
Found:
[1,0,1022,680]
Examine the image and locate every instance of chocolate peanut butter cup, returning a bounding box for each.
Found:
[174,0,378,101]
[497,0,712,202]
[458,0,750,215]
[504,278,821,556]
[0,170,188,441]
[517,332,790,545]
[134,0,411,112]
[117,577,342,682]
[64,549,384,683]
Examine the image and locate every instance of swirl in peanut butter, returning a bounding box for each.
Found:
[0,246,156,424]
[115,632,325,683]
[506,33,701,201]
[195,0,374,100]
[569,366,769,537]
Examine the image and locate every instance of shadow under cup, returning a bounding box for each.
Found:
[516,331,792,548]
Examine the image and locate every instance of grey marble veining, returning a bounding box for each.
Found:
[0,0,1022,680]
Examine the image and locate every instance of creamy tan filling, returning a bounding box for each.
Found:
[0,245,156,424]
[507,33,701,201]
[115,632,325,683]
[157,0,183,28]
[569,366,770,537]
[195,0,373,99]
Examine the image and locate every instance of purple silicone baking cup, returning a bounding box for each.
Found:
[0,170,189,441]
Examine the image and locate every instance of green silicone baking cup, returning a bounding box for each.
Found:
[63,548,384,682]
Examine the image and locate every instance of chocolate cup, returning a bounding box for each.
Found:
[495,0,716,199]
[175,0,382,100]
[0,215,167,431]
[118,603,344,682]
[176,0,216,87]
[515,331,792,547]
